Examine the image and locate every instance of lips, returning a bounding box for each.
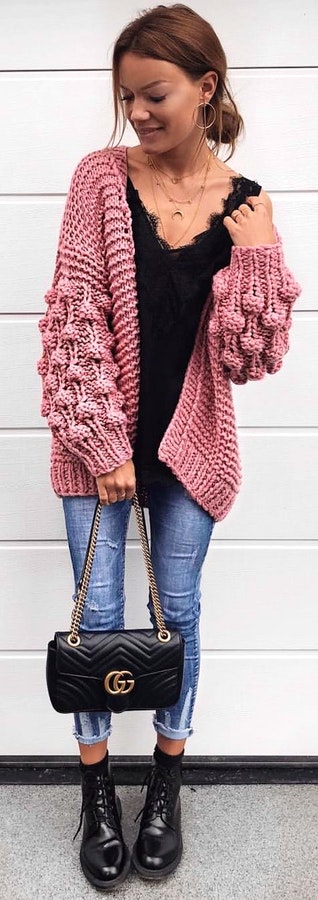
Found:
[136,127,162,136]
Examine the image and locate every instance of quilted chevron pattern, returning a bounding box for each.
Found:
[46,629,184,714]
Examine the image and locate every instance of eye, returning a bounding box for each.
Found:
[149,95,166,103]
[120,95,133,103]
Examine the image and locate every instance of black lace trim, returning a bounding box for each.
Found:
[127,174,261,254]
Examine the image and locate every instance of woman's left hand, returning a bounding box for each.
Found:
[223,190,276,247]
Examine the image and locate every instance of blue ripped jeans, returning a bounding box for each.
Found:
[63,482,214,745]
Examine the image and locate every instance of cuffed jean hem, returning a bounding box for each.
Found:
[73,725,112,745]
[153,716,194,741]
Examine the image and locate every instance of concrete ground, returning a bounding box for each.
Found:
[1,783,318,899]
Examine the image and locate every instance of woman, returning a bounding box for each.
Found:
[38,3,301,891]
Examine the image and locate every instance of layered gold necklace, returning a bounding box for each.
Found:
[148,152,211,248]
[148,152,208,184]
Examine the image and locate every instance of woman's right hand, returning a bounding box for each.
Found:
[96,460,136,505]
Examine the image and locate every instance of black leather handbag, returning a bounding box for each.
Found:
[46,495,185,714]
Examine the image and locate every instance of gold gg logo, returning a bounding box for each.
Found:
[104,670,135,695]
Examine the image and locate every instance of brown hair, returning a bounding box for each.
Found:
[110,3,243,159]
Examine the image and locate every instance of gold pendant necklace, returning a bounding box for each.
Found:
[150,153,211,248]
[149,153,212,221]
[153,175,206,219]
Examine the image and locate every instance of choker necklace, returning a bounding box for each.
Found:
[147,152,208,184]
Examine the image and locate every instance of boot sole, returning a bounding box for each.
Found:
[80,845,131,891]
[132,839,183,880]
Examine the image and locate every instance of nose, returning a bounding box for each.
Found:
[129,99,151,124]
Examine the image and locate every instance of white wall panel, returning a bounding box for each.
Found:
[1,546,73,651]
[200,545,318,650]
[0,432,138,540]
[0,544,149,651]
[1,543,317,651]
[0,321,43,427]
[194,653,318,755]
[219,432,317,541]
[1,653,318,755]
[233,317,318,427]
[229,71,318,191]
[0,194,312,315]
[1,0,110,71]
[0,433,316,540]
[0,73,111,194]
[0,434,63,540]
[0,199,63,314]
[1,318,316,428]
[269,195,316,312]
[0,71,316,193]
[0,0,316,759]
[1,0,317,69]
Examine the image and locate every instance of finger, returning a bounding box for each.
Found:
[225,209,243,225]
[125,483,136,500]
[107,487,118,504]
[223,214,240,236]
[112,478,133,500]
[95,478,109,505]
[98,489,110,506]
[238,203,253,216]
[125,474,137,499]
[246,196,267,211]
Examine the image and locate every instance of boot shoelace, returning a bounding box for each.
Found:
[135,767,177,829]
[74,773,120,840]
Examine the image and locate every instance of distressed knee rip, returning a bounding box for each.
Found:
[179,688,192,731]
[85,595,106,613]
[80,588,125,629]
[75,536,121,613]
[189,547,199,563]
[101,537,119,551]
[84,590,123,614]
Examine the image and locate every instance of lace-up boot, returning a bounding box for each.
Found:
[132,755,183,879]
[77,754,130,890]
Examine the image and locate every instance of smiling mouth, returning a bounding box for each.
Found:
[137,128,162,135]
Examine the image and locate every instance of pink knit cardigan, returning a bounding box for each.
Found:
[38,146,301,520]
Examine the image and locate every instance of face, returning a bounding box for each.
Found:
[118,53,216,156]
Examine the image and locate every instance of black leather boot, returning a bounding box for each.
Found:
[77,755,130,890]
[132,760,183,879]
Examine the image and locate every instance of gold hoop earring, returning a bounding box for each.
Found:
[193,101,216,131]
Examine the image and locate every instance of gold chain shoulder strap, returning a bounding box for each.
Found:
[67,495,171,648]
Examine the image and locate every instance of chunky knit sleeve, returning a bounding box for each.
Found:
[209,230,301,384]
[37,153,133,475]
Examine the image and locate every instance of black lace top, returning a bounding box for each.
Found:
[127,174,261,486]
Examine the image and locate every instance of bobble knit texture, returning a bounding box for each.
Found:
[38,147,301,520]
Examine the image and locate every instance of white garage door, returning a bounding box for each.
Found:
[0,0,317,756]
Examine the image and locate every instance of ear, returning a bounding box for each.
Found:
[199,71,218,102]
